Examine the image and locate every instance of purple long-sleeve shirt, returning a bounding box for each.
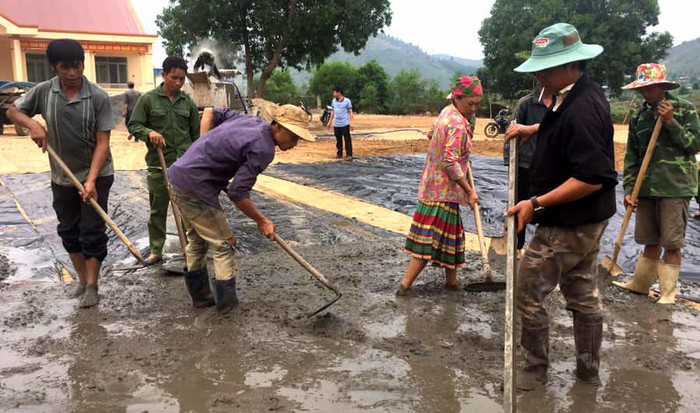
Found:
[168,109,276,209]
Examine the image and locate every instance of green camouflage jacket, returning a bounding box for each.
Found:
[623,92,700,198]
[127,83,200,168]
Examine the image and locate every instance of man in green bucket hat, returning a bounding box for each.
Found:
[506,23,618,390]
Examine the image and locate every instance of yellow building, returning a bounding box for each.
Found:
[0,0,157,94]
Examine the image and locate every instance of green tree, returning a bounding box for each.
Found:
[308,61,360,105]
[157,0,391,98]
[254,69,299,104]
[359,84,381,113]
[357,60,390,113]
[478,0,673,99]
[387,69,426,115]
[422,79,448,114]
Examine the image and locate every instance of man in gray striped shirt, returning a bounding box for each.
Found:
[8,39,114,308]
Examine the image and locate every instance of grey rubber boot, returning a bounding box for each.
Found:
[573,312,603,386]
[79,285,99,308]
[517,324,549,391]
[184,269,215,308]
[69,283,86,299]
[214,278,238,315]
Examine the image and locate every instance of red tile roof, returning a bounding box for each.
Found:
[0,0,154,37]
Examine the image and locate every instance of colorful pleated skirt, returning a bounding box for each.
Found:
[404,200,465,269]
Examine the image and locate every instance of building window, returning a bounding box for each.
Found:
[95,56,128,88]
[26,54,52,83]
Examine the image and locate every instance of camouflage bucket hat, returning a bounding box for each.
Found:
[514,23,603,73]
[621,63,680,90]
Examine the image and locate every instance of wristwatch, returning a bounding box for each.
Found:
[530,196,544,212]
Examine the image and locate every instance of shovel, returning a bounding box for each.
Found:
[274,233,342,317]
[464,163,505,292]
[157,147,190,275]
[46,145,145,265]
[599,116,663,287]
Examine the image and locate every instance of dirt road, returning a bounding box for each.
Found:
[0,113,631,174]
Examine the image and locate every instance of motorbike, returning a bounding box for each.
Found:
[321,105,333,127]
[484,108,512,138]
[298,101,313,122]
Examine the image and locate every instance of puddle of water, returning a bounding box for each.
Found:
[244,364,288,388]
[277,379,353,411]
[101,321,140,338]
[672,311,700,360]
[348,389,411,409]
[459,392,503,413]
[0,245,57,282]
[0,348,68,411]
[457,307,496,339]
[329,348,411,384]
[125,382,179,413]
[673,370,700,412]
[364,315,406,339]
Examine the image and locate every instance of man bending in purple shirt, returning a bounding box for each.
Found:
[167,104,315,314]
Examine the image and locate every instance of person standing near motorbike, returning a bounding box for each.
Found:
[504,87,553,253]
[326,86,354,160]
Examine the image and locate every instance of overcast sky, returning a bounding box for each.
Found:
[134,0,697,65]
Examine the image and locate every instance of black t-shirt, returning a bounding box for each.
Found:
[529,76,618,227]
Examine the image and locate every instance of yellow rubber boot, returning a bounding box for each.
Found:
[657,262,680,304]
[620,256,658,294]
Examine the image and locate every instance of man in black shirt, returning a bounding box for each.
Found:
[504,87,552,253]
[506,23,617,390]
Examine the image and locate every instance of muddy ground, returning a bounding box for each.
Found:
[1,118,700,413]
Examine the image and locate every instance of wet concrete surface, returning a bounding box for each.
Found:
[1,169,700,412]
[266,155,700,283]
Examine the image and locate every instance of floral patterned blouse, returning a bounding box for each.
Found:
[417,104,473,205]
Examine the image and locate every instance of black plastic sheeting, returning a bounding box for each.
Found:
[0,171,392,281]
[266,155,700,282]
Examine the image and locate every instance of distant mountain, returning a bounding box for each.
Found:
[291,33,482,89]
[663,38,700,79]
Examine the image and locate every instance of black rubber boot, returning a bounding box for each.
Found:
[573,312,603,387]
[184,269,215,308]
[517,324,549,391]
[215,278,239,315]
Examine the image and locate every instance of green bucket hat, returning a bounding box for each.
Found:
[514,23,603,73]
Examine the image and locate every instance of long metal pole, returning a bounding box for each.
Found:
[503,136,518,412]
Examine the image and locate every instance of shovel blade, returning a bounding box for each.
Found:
[306,293,342,318]
[599,255,622,277]
[597,255,622,291]
[488,236,507,256]
[463,281,506,292]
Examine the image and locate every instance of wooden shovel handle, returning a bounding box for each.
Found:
[609,116,663,264]
[46,145,145,264]
[466,163,492,279]
[157,147,188,255]
[274,233,340,295]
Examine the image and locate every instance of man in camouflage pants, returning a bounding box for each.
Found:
[618,63,700,303]
[506,23,618,390]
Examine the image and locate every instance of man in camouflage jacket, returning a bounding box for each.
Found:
[620,63,700,304]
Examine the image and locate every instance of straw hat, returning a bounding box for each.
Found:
[621,63,680,90]
[262,104,315,142]
[514,23,603,73]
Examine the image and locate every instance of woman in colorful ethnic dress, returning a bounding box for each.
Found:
[397,76,482,295]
